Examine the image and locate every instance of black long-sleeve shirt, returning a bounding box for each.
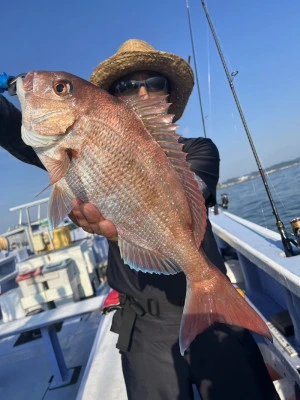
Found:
[0,94,226,304]
[0,95,44,169]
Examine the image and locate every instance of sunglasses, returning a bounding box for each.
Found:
[111,76,169,96]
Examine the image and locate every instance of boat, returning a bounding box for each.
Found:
[1,2,299,400]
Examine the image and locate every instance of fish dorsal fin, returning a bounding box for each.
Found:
[118,237,181,275]
[124,95,207,247]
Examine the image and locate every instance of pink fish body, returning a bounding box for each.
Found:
[17,71,271,354]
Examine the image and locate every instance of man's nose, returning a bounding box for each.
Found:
[138,85,149,98]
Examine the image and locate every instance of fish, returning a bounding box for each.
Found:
[17,70,272,354]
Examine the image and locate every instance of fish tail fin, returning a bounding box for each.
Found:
[179,253,272,355]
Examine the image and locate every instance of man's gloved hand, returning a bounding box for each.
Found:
[0,73,14,93]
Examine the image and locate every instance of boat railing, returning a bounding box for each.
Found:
[210,210,300,385]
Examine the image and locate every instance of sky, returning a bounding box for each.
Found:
[1,0,300,233]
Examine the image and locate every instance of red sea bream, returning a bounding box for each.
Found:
[17,71,271,354]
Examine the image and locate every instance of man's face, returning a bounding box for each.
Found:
[109,71,170,100]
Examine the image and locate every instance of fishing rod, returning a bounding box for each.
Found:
[200,0,295,257]
[186,0,207,138]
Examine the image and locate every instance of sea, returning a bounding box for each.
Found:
[216,163,300,235]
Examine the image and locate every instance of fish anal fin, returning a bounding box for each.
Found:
[48,182,74,229]
[179,251,272,355]
[118,237,181,275]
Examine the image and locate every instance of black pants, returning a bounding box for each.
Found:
[115,311,280,400]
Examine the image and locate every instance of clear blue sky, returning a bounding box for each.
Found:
[1,0,300,233]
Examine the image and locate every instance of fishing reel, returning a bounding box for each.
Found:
[213,193,229,215]
[220,193,229,209]
[290,219,300,247]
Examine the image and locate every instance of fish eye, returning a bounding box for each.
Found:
[53,80,73,96]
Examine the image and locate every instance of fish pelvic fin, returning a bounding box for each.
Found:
[118,236,181,274]
[179,251,272,356]
[124,95,207,247]
[48,181,74,229]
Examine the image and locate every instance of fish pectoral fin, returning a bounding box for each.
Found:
[48,182,74,229]
[42,148,73,185]
[118,237,181,275]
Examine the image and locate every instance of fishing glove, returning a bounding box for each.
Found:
[0,73,13,93]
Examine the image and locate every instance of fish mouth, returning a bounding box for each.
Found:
[22,71,34,92]
[16,71,33,100]
[16,76,27,106]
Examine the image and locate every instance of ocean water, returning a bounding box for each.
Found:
[216,164,300,234]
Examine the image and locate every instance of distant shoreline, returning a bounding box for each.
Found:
[218,161,300,190]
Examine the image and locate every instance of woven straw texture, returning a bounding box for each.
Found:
[90,39,194,121]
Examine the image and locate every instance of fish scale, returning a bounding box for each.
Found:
[75,138,183,247]
[17,70,272,356]
[69,132,178,248]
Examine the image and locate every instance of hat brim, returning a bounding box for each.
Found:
[90,50,194,121]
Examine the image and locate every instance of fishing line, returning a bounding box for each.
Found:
[260,163,291,219]
[206,18,212,137]
[186,0,207,138]
[257,152,298,231]
[247,152,291,231]
[250,179,268,229]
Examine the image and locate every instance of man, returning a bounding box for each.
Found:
[0,39,279,399]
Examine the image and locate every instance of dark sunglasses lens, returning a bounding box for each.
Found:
[113,76,168,95]
[115,80,139,95]
[146,76,168,92]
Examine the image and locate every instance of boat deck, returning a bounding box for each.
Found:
[77,311,127,400]
[0,288,106,400]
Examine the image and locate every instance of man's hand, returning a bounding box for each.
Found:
[69,199,118,241]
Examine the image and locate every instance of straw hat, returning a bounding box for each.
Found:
[90,39,194,121]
